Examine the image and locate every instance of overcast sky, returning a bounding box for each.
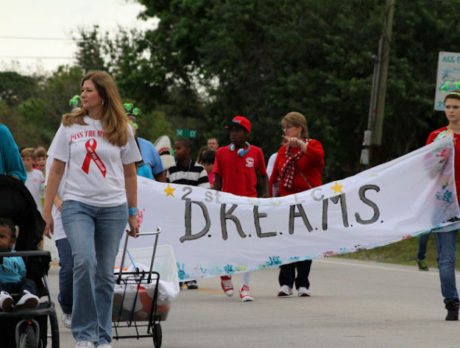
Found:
[0,0,156,75]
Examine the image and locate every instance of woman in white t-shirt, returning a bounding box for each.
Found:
[43,71,141,348]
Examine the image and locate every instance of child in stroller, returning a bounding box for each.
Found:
[0,217,40,311]
[0,174,59,347]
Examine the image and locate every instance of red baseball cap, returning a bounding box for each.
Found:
[226,116,251,134]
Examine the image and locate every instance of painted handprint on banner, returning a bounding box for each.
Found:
[265,256,282,266]
[176,263,189,280]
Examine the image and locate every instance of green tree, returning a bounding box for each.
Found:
[0,71,40,107]
[137,110,175,142]
[137,0,385,179]
[136,0,460,180]
[74,26,196,143]
[0,102,42,147]
[17,66,83,146]
[75,25,107,72]
[74,26,169,107]
[68,0,460,180]
[382,0,460,157]
[104,28,169,109]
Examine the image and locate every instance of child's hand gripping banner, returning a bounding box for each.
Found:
[124,137,459,281]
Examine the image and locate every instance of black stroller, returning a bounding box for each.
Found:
[0,175,59,347]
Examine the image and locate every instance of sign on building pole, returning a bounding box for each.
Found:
[435,51,460,111]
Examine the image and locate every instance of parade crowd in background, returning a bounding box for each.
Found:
[0,71,460,348]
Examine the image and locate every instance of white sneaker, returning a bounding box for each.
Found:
[16,290,39,309]
[97,344,112,348]
[278,285,293,297]
[62,313,72,329]
[75,341,94,348]
[0,291,14,311]
[298,287,311,297]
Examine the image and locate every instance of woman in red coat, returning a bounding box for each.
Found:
[269,111,324,297]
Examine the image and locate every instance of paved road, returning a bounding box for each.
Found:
[51,258,460,348]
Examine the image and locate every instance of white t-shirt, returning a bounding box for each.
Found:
[25,169,44,214]
[266,152,278,179]
[51,116,141,207]
[45,148,67,241]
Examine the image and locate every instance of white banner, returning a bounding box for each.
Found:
[124,137,459,281]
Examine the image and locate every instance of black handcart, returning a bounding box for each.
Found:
[112,228,164,348]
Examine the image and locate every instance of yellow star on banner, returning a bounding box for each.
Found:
[164,184,176,197]
[247,198,261,206]
[330,181,343,194]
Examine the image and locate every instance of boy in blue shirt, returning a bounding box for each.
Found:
[0,217,39,311]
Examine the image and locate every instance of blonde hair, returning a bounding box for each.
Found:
[21,147,35,159]
[33,146,47,159]
[281,111,309,139]
[62,71,129,147]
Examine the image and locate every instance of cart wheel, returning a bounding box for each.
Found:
[153,323,162,348]
[18,324,37,348]
[48,310,60,348]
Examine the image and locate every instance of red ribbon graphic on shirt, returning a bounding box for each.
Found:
[81,139,107,177]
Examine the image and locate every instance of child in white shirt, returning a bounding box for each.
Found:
[21,148,44,214]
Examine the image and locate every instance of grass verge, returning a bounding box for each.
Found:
[337,232,460,270]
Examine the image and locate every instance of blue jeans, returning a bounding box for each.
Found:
[62,200,127,345]
[56,238,74,314]
[434,231,459,300]
[0,278,37,297]
[417,232,430,260]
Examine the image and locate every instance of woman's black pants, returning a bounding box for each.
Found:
[278,260,312,289]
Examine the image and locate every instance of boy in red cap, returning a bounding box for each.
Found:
[213,116,269,301]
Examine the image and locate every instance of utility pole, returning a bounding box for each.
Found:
[361,0,396,168]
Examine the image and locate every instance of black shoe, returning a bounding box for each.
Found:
[186,280,198,290]
[444,299,459,321]
[416,259,429,271]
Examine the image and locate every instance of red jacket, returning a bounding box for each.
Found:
[269,139,324,197]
